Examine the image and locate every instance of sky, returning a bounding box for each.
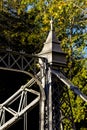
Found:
[83,46,87,58]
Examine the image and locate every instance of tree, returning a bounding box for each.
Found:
[0,0,45,53]
[0,0,87,129]
[22,0,87,128]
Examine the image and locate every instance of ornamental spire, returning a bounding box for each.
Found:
[38,18,66,67]
[50,17,53,31]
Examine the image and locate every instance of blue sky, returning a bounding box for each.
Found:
[83,46,87,58]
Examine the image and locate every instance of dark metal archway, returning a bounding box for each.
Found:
[0,48,87,130]
[0,49,46,130]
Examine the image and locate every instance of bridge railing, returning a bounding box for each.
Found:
[0,48,47,130]
[0,48,47,76]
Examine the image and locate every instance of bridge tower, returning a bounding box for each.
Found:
[0,20,87,130]
[38,19,75,130]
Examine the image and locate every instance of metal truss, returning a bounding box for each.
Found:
[52,70,87,103]
[51,69,87,130]
[43,69,87,130]
[0,49,87,130]
[0,48,47,130]
[52,75,75,129]
[0,48,46,75]
[0,71,45,130]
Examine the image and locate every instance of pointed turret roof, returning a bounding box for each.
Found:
[38,19,66,67]
[45,19,58,43]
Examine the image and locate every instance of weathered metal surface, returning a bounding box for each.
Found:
[0,72,45,130]
[0,20,87,130]
[38,19,66,67]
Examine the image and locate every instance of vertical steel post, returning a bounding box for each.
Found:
[24,92,27,130]
[48,68,52,130]
[0,109,5,127]
[39,59,46,130]
[39,97,45,130]
[38,18,67,129]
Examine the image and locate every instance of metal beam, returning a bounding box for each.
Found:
[51,69,87,102]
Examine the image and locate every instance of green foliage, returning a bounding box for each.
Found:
[0,0,87,129]
[0,8,44,53]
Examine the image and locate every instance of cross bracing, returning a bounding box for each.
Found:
[51,69,87,129]
[0,49,46,130]
[0,20,87,129]
[0,69,45,130]
[0,48,87,130]
[0,48,47,75]
[52,70,87,103]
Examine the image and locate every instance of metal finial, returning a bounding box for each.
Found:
[50,17,53,31]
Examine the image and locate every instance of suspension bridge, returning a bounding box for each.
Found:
[0,20,87,130]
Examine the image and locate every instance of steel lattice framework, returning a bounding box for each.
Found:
[0,48,46,74]
[0,48,46,130]
[0,19,87,130]
[0,49,87,130]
